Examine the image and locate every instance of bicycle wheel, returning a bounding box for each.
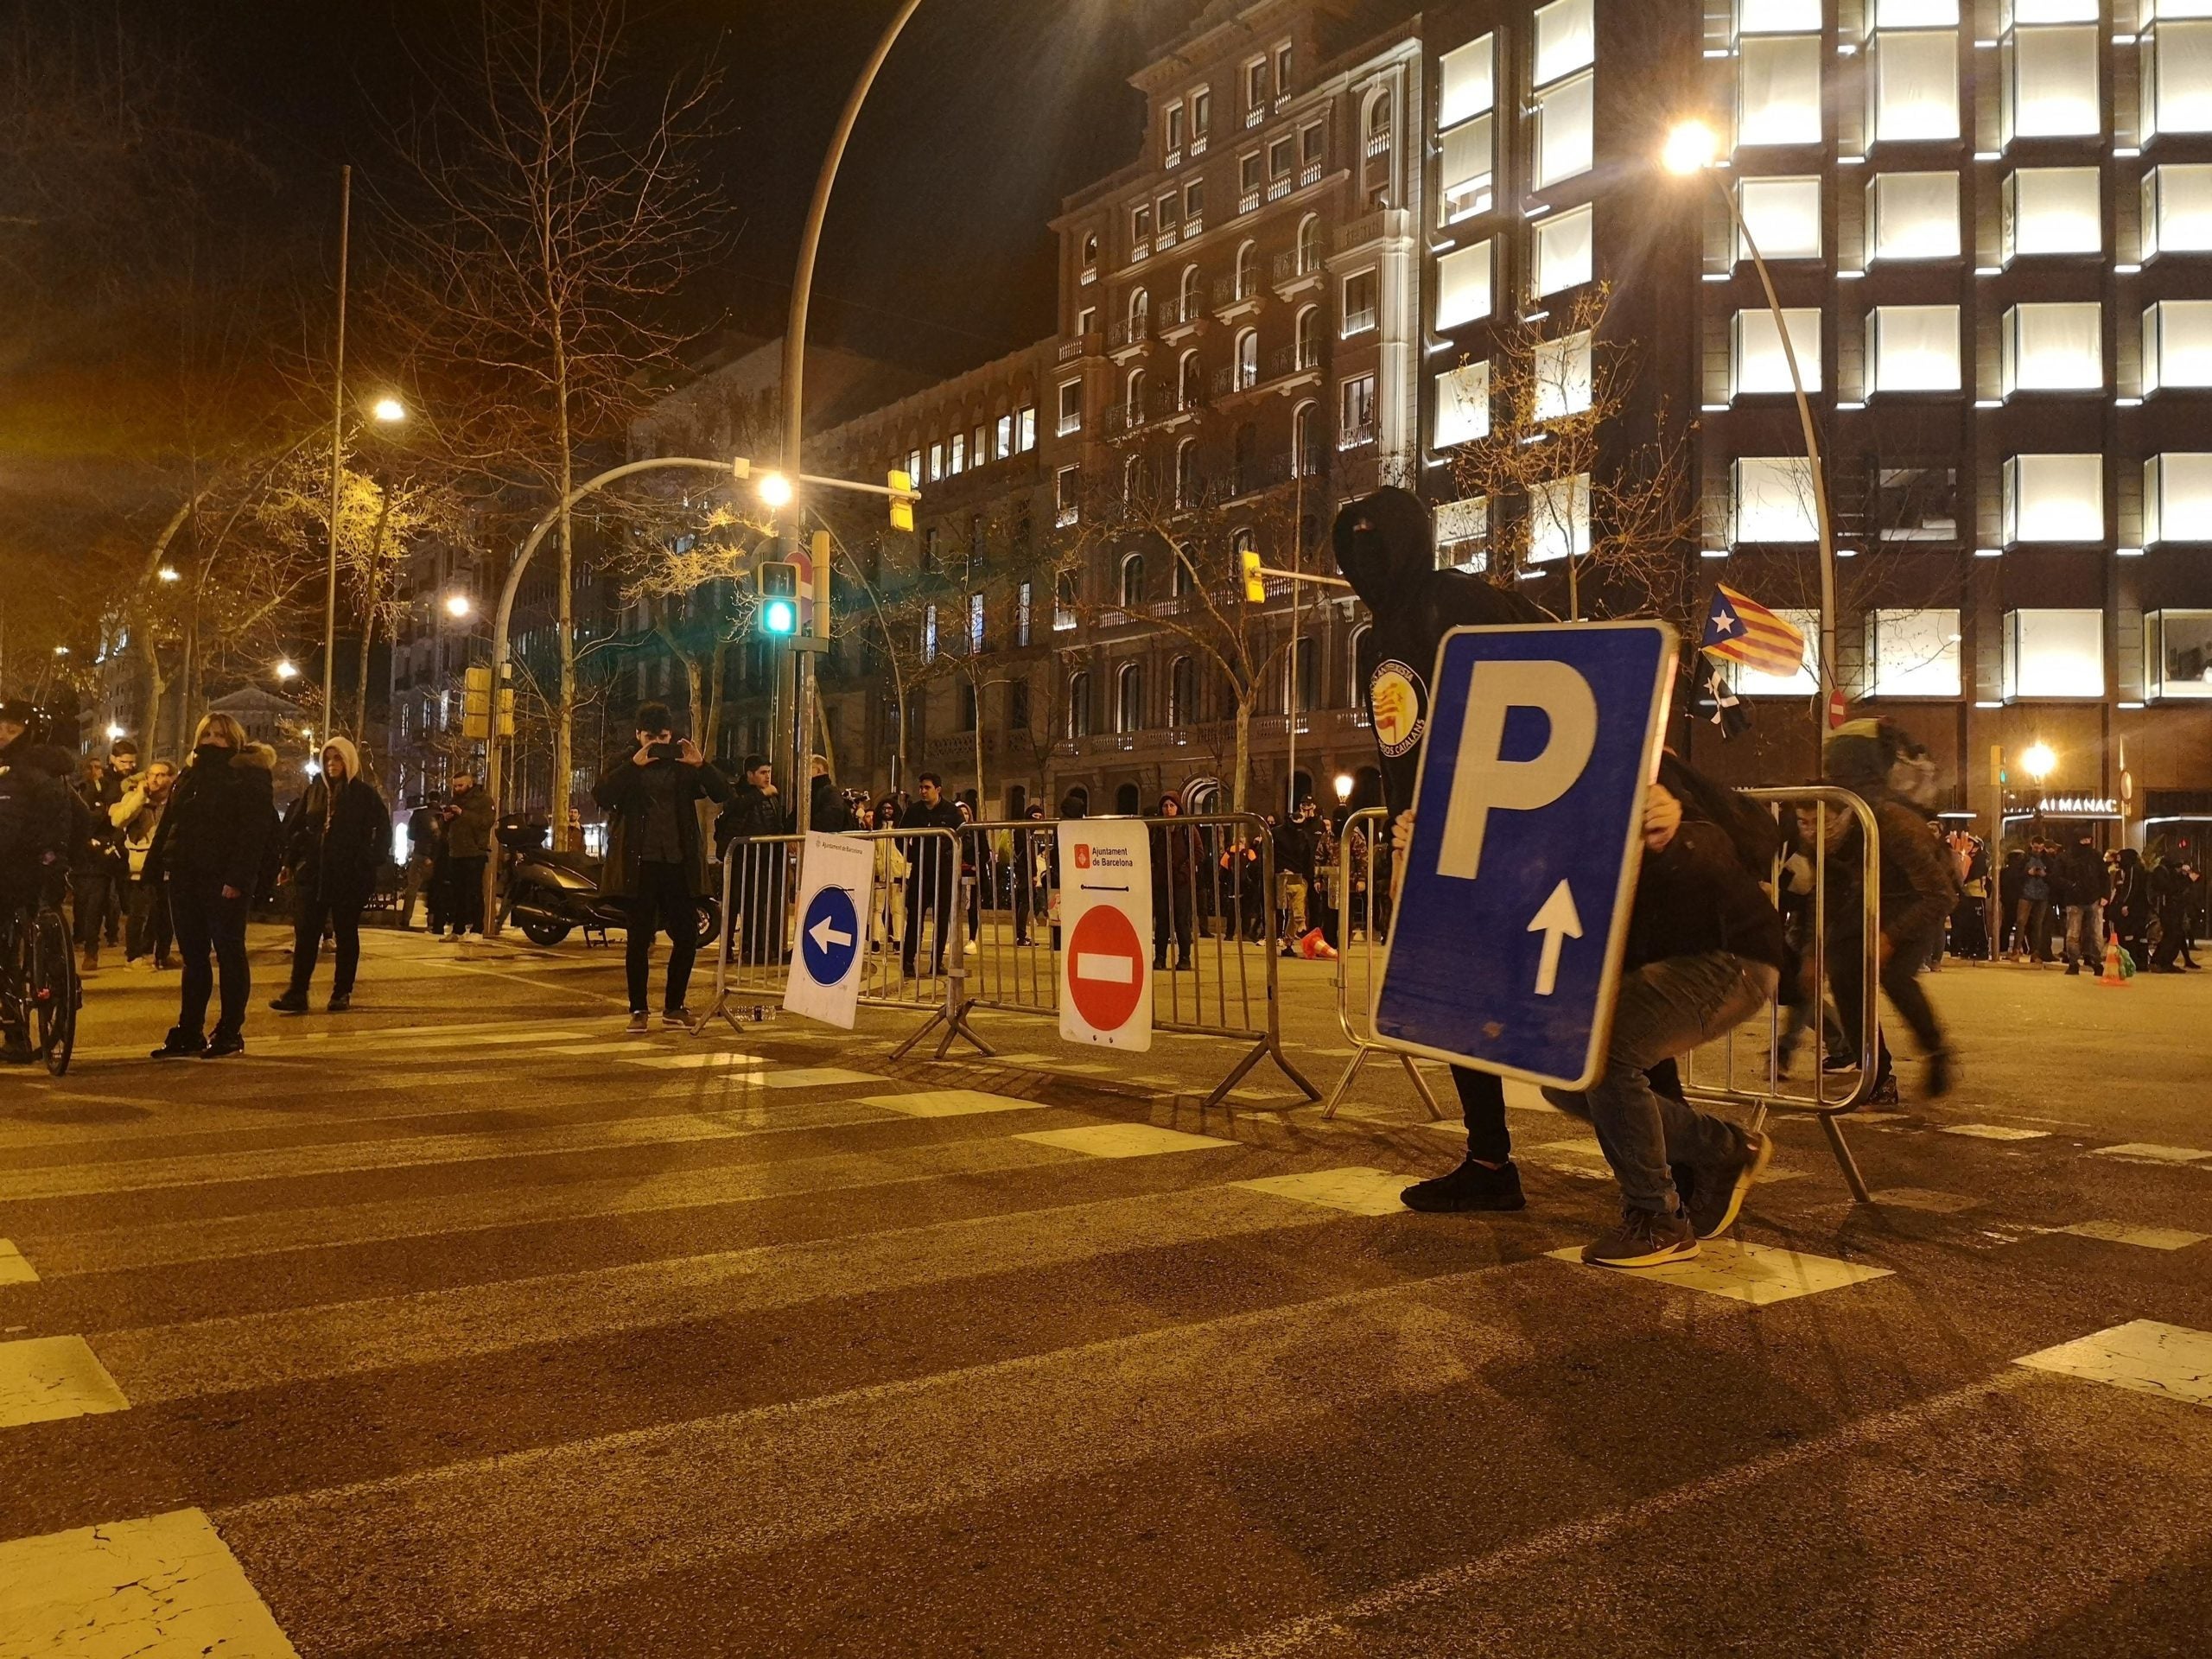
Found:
[31,906,76,1076]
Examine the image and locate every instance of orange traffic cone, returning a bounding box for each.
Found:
[1296,926,1338,961]
[2101,938,2127,986]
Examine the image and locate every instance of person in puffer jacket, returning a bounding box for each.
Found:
[1820,719,1961,1103]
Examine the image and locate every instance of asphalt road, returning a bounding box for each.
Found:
[3,923,2209,1656]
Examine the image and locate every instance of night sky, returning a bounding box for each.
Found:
[125,0,1205,375]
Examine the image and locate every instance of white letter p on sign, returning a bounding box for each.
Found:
[1435,660,1597,880]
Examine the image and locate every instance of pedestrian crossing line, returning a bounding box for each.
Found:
[0,1243,35,1286]
[0,1507,301,1658]
[15,1129,1108,1278]
[1872,1188,1983,1215]
[0,1335,130,1428]
[613,1049,768,1070]
[2088,1142,2212,1165]
[92,1180,1361,1407]
[1014,1123,1236,1159]
[60,1019,595,1065]
[2015,1319,2212,1408]
[2046,1220,2209,1251]
[208,1266,1535,1651]
[0,1103,911,1204]
[1542,1239,1894,1306]
[1937,1122,2050,1142]
[1234,1167,1414,1217]
[856,1090,1050,1119]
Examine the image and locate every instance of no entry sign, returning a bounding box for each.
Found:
[1056,819,1154,1051]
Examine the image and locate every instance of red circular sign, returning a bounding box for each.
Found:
[1066,905,1147,1032]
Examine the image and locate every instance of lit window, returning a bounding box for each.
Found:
[1527,474,1590,563]
[1534,204,1593,296]
[969,592,985,652]
[1533,0,1594,86]
[2004,453,2104,542]
[1058,379,1084,435]
[2144,298,2212,389]
[922,603,938,664]
[1869,172,1961,261]
[1731,308,1823,395]
[1533,331,1594,420]
[1342,268,1380,334]
[2005,25,2099,141]
[2010,0,2094,19]
[1441,114,1496,221]
[1436,240,1493,327]
[1870,29,1961,143]
[1875,1,1958,26]
[1439,34,1494,129]
[1016,408,1037,451]
[1869,305,1962,392]
[1341,372,1377,440]
[2145,453,2212,543]
[2003,166,2102,257]
[2145,19,2212,137]
[1056,465,1082,526]
[907,447,923,483]
[2001,302,2103,394]
[2145,610,2212,698]
[1733,607,1820,695]
[1434,498,1490,569]
[994,416,1011,458]
[1737,0,1822,32]
[1866,609,1962,698]
[2144,163,2212,254]
[927,441,944,481]
[1738,176,1822,258]
[2003,608,2105,700]
[1433,361,1491,447]
[1534,73,1594,188]
[1732,455,1820,543]
[949,432,966,474]
[1738,36,1823,148]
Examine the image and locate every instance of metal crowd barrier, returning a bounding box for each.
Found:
[957,812,1319,1111]
[698,826,976,1056]
[1323,805,1446,1122]
[1675,785,1884,1204]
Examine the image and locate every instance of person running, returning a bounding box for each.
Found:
[144,713,276,1059]
[593,702,731,1033]
[898,773,963,976]
[270,737,390,1014]
[1820,721,1961,1101]
[1539,762,1789,1268]
[111,758,177,969]
[1332,486,1553,1214]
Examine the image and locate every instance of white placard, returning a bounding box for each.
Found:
[1056,819,1154,1052]
[782,831,874,1030]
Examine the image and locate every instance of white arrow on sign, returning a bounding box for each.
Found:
[809,915,855,954]
[1525,879,1583,997]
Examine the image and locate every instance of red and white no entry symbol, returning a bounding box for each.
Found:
[1065,904,1147,1033]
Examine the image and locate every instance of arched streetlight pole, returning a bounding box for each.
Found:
[780,0,927,837]
[480,454,749,936]
[1665,121,1839,745]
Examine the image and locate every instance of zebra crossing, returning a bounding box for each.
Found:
[4,1009,2212,1656]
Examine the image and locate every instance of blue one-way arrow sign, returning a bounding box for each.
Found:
[799,885,861,986]
[1373,621,1675,1090]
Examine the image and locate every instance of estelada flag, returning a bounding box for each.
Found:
[1700,584,1807,677]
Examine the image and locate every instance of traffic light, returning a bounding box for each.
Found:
[757,560,800,636]
[1240,546,1265,605]
[888,468,916,533]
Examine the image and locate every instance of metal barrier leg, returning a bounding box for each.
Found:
[1401,1052,1446,1121]
[1200,1030,1320,1113]
[1320,1045,1376,1119]
[1820,1112,1874,1205]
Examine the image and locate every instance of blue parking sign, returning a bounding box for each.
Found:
[1373,621,1676,1090]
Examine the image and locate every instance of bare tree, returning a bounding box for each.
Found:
[1445,285,1700,628]
[374,0,727,846]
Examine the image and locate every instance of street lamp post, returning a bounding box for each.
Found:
[1665,121,1839,741]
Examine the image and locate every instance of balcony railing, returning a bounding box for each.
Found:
[1272,341,1317,379]
[1058,331,1099,361]
[1057,410,1084,437]
[1267,175,1292,201]
[1185,209,1205,237]
[1245,105,1265,129]
[1107,313,1154,352]
[1341,304,1377,336]
[1211,361,1260,399]
[1158,292,1204,332]
[1054,503,1080,527]
[1165,146,1182,169]
[1080,264,1097,286]
[1333,210,1401,252]
[1299,159,1324,188]
[1271,246,1323,287]
[1156,224,1179,251]
[1190,132,1209,156]
[1338,419,1376,450]
[1365,127,1392,157]
[1211,274,1262,310]
[1239,187,1263,215]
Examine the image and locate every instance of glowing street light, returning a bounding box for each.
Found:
[756,470,794,511]
[52,645,68,658]
[2022,741,2057,784]
[275,658,299,682]
[1333,772,1354,804]
[444,592,474,620]
[371,396,407,424]
[105,723,126,741]
[1662,119,1720,176]
[157,566,181,583]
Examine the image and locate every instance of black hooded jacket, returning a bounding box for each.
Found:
[1332,487,1550,815]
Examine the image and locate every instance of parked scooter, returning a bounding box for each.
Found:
[501,836,721,950]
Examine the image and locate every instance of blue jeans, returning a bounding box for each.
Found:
[1544,952,1778,1214]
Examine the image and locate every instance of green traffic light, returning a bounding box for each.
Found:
[762,598,798,635]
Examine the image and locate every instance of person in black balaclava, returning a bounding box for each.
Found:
[1334,487,1554,1212]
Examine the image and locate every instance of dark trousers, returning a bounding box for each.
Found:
[73,869,112,953]
[447,856,487,935]
[288,886,364,997]
[625,860,698,1014]
[1452,1055,1685,1168]
[902,868,954,974]
[169,875,250,1038]
[1151,879,1193,965]
[125,879,172,964]
[1829,926,1946,1084]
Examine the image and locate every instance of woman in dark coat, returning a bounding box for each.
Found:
[145,711,277,1058]
[1149,794,1195,969]
[270,736,391,1014]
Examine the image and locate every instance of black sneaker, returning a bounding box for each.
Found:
[1685,1129,1773,1240]
[1400,1158,1526,1213]
[326,993,352,1013]
[152,1027,205,1059]
[200,1030,246,1059]
[268,990,309,1014]
[660,1007,694,1032]
[625,1011,651,1035]
[1581,1205,1700,1268]
[1866,1073,1901,1105]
